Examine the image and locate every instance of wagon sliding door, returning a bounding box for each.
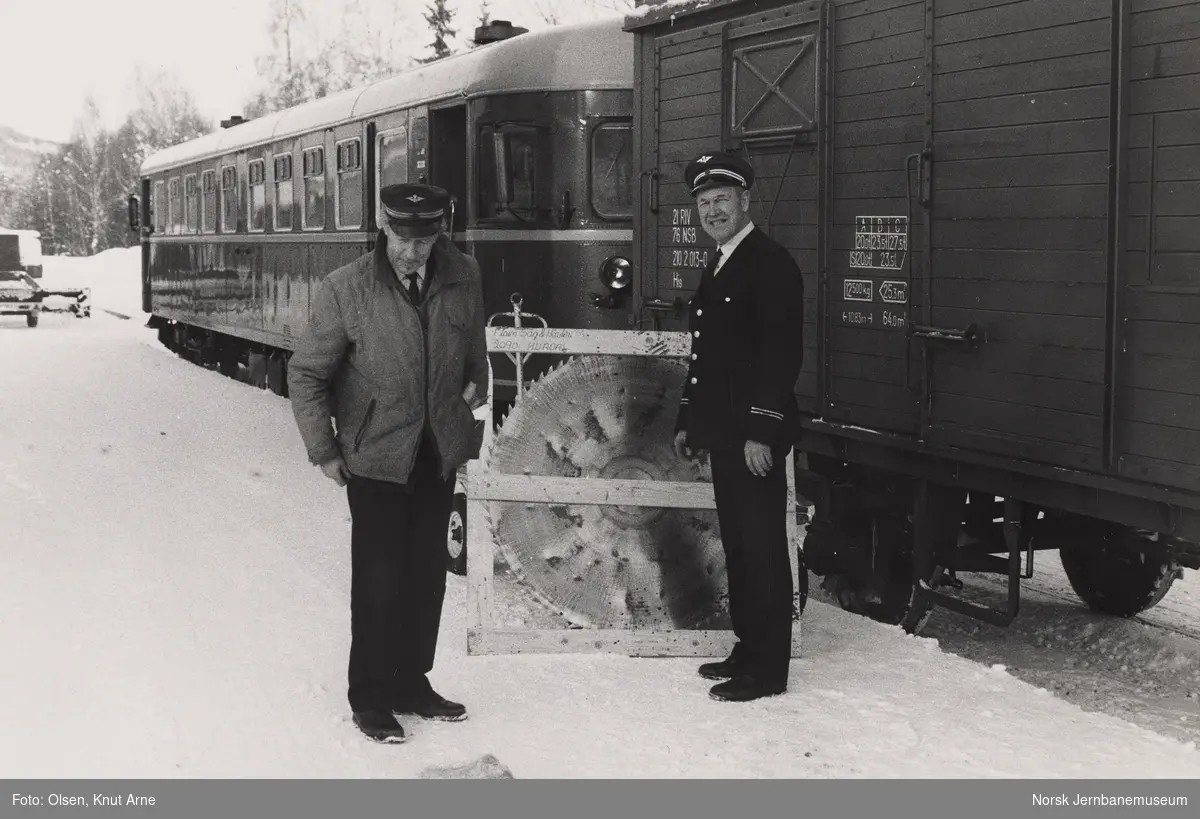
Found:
[922,0,1114,472]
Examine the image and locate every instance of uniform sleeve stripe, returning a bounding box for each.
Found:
[750,407,784,420]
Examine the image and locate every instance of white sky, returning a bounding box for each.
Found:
[0,0,629,143]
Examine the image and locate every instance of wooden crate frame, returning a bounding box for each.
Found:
[466,327,803,657]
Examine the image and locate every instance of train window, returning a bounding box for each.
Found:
[201,170,217,234]
[220,165,238,233]
[168,177,181,235]
[248,159,266,232]
[274,153,293,231]
[336,138,363,229]
[153,180,167,234]
[184,174,199,234]
[590,123,633,220]
[302,147,325,230]
[376,128,408,212]
[478,124,542,221]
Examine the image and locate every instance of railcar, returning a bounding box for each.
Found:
[621,0,1200,631]
[130,18,636,401]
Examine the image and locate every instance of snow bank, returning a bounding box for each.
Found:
[37,247,145,319]
[1,249,1198,779]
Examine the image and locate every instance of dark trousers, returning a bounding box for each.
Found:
[345,438,455,712]
[710,446,794,685]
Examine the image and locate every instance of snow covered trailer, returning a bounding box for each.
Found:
[626,0,1200,631]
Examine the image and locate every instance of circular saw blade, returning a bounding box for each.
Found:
[488,355,730,630]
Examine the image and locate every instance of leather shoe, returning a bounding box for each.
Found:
[393,690,468,722]
[708,675,786,702]
[698,656,742,680]
[352,710,407,743]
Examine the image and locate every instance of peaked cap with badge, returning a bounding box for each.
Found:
[380,183,450,238]
[683,151,756,197]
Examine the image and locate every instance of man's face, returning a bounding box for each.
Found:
[696,186,750,245]
[382,221,438,274]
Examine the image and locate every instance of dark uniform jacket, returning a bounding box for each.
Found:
[674,226,805,452]
[288,232,489,484]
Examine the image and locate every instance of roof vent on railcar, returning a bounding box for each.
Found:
[220,115,248,129]
[473,20,528,45]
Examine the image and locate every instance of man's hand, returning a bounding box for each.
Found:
[319,456,351,487]
[744,440,773,477]
[674,429,695,461]
[462,381,488,411]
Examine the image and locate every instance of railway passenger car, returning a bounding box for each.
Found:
[131,18,636,401]
[627,0,1200,630]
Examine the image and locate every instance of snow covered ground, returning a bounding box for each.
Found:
[2,253,1199,778]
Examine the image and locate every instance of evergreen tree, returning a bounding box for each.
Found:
[419,0,456,64]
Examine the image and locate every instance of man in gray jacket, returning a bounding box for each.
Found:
[288,183,489,744]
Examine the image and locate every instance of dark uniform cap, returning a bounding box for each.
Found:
[683,151,755,197]
[380,183,450,238]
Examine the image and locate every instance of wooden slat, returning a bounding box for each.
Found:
[934,0,1109,46]
[928,421,1102,471]
[936,344,1106,382]
[1122,420,1200,464]
[836,30,924,72]
[936,87,1109,130]
[1131,75,1200,116]
[934,249,1106,283]
[934,19,1109,73]
[1120,350,1200,395]
[830,325,908,358]
[1127,181,1200,216]
[1126,252,1200,286]
[933,306,1107,350]
[1124,288,1200,322]
[1152,145,1200,181]
[836,86,924,122]
[823,401,919,434]
[936,364,1104,415]
[935,153,1110,189]
[659,47,721,81]
[936,120,1109,161]
[833,117,925,149]
[932,393,1103,448]
[485,328,691,357]
[660,114,720,143]
[836,59,924,97]
[1131,39,1200,80]
[934,279,1106,317]
[831,350,910,386]
[934,218,1108,253]
[660,91,722,123]
[1132,1,1200,44]
[473,474,719,508]
[1115,453,1200,493]
[1123,319,1200,359]
[834,3,924,45]
[659,70,721,102]
[1116,386,1200,428]
[934,185,1109,220]
[935,51,1109,104]
[830,377,918,411]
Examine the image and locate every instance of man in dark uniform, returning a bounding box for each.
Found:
[672,152,805,702]
[288,183,489,743]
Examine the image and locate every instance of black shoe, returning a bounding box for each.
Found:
[698,656,742,681]
[393,690,468,722]
[352,710,407,744]
[708,675,787,702]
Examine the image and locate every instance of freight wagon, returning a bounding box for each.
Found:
[624,0,1200,630]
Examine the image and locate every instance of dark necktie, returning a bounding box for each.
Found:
[709,248,723,276]
[405,273,421,305]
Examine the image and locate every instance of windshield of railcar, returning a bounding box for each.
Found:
[591,122,633,221]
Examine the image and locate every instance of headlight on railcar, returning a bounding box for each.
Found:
[599,256,631,290]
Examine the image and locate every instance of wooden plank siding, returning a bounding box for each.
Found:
[924,0,1115,472]
[1111,0,1200,486]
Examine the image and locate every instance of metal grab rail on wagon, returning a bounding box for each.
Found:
[465,319,803,658]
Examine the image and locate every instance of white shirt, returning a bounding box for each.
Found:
[713,220,755,276]
[401,263,427,291]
